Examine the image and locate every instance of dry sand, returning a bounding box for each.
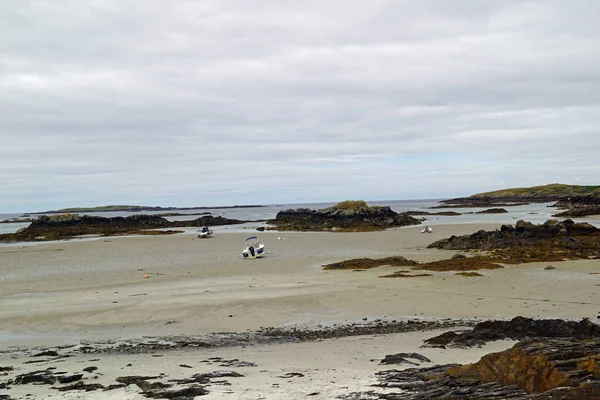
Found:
[1,222,599,398]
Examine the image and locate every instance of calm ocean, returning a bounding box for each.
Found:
[0,199,585,235]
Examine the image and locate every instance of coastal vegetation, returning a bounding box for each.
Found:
[438,183,600,209]
[470,183,600,198]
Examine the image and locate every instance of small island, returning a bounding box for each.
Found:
[268,200,420,232]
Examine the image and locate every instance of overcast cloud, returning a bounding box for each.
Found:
[1,1,599,212]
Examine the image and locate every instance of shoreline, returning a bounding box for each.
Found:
[1,222,599,398]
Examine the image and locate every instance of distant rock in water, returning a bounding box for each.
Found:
[473,208,508,214]
[269,200,421,232]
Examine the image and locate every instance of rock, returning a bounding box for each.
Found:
[269,201,421,232]
[32,350,59,357]
[277,372,305,378]
[424,316,600,348]
[53,381,105,391]
[82,366,98,373]
[428,219,600,263]
[116,375,162,385]
[474,208,509,214]
[544,265,556,270]
[0,214,245,243]
[341,337,600,399]
[379,353,431,366]
[143,384,208,399]
[323,256,417,270]
[57,374,83,384]
[256,226,265,231]
[14,370,56,385]
[169,370,244,385]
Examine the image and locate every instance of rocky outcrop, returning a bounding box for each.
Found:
[405,211,461,216]
[473,208,508,214]
[0,214,245,242]
[269,200,421,232]
[553,205,600,217]
[423,316,600,348]
[340,318,600,400]
[428,219,600,263]
[323,256,417,270]
[553,188,600,208]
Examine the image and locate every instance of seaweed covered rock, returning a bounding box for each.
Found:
[428,219,600,263]
[0,214,171,242]
[0,213,246,242]
[270,200,420,231]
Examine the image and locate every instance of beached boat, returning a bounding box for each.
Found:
[198,226,213,238]
[242,236,265,259]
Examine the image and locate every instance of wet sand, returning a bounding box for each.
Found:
[1,223,599,398]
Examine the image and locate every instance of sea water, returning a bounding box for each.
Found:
[0,200,597,235]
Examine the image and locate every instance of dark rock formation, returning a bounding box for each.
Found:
[14,369,56,385]
[340,318,600,399]
[0,214,244,242]
[553,205,600,217]
[323,256,417,270]
[553,189,600,209]
[473,208,509,214]
[379,353,431,366]
[57,374,83,384]
[423,316,600,349]
[405,211,461,216]
[428,219,600,263]
[269,200,420,232]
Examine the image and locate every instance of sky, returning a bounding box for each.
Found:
[1,1,599,212]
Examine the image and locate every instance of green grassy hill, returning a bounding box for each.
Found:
[471,184,600,198]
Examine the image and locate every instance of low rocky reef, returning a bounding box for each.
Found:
[405,211,461,216]
[0,214,245,242]
[269,200,421,232]
[431,199,530,209]
[323,219,600,278]
[340,317,600,399]
[428,219,600,263]
[470,207,509,214]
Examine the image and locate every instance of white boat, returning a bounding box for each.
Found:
[242,236,265,259]
[198,226,213,238]
[421,226,433,233]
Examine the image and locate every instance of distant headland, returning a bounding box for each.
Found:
[32,204,264,214]
[439,183,600,217]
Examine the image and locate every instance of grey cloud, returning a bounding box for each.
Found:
[1,1,599,211]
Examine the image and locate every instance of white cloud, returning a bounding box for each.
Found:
[1,1,599,212]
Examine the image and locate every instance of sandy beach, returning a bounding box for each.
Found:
[1,222,599,398]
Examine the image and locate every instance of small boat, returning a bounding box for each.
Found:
[421,226,433,233]
[242,236,265,259]
[198,226,213,238]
